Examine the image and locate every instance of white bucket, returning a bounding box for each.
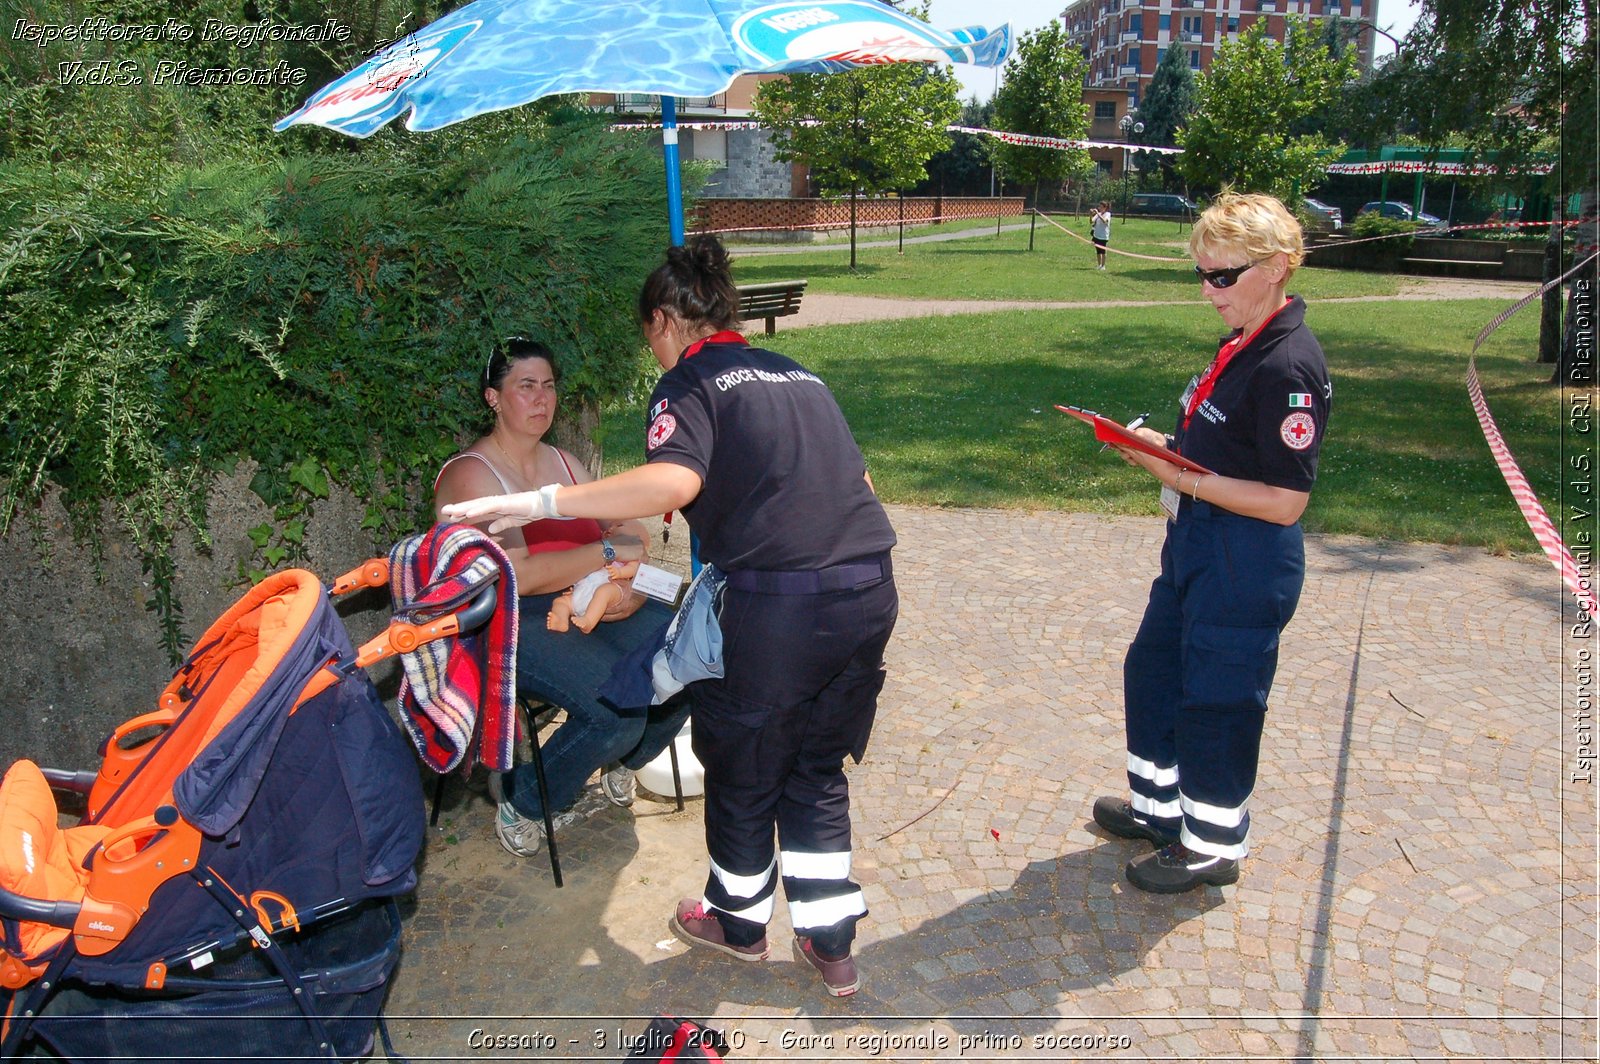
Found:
[636,720,704,798]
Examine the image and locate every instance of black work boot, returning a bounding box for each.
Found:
[1092,796,1180,847]
[1125,843,1239,893]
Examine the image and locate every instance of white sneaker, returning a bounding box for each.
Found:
[496,785,611,859]
[602,764,636,807]
[495,800,545,857]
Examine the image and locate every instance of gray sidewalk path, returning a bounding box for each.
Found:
[383,505,1595,1062]
[778,278,1537,330]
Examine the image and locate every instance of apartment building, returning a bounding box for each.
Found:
[589,74,804,198]
[1060,0,1379,106]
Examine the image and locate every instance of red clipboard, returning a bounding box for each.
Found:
[1054,405,1215,475]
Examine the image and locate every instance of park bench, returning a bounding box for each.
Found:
[736,280,808,335]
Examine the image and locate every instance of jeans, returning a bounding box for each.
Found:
[509,592,690,818]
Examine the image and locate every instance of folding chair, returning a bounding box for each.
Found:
[429,699,683,888]
[429,698,564,883]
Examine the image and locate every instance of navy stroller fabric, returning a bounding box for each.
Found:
[3,570,426,1062]
[172,590,423,888]
[73,596,422,987]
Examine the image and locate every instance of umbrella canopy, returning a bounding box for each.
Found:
[275,0,1011,240]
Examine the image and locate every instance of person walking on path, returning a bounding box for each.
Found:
[1090,201,1113,270]
[1094,192,1331,893]
[443,236,899,997]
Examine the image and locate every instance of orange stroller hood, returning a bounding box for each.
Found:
[89,568,328,829]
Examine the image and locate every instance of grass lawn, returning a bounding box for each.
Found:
[730,216,1402,303]
[600,253,1570,555]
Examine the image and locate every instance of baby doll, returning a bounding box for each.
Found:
[547,560,641,634]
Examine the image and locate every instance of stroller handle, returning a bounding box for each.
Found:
[328,559,390,597]
[40,768,98,794]
[294,583,499,708]
[452,583,499,633]
[0,884,78,928]
[365,584,499,662]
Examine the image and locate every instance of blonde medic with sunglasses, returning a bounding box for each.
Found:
[1093,192,1332,893]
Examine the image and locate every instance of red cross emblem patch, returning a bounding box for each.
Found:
[1280,412,1316,450]
[647,413,677,450]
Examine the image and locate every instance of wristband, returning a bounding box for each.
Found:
[536,483,563,519]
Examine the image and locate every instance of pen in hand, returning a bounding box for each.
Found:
[1102,412,1151,452]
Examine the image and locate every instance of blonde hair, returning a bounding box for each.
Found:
[1189,192,1305,280]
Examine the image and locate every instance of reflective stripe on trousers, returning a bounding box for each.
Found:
[1122,501,1303,860]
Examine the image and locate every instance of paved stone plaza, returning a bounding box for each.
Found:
[382,503,1596,1062]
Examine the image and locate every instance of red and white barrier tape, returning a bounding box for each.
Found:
[1466,360,1597,617]
[947,125,1184,155]
[700,209,1022,237]
[1465,250,1598,616]
[612,120,1186,154]
[1472,251,1597,354]
[1447,219,1575,234]
[1325,160,1553,176]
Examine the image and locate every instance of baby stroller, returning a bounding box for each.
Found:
[0,552,500,1063]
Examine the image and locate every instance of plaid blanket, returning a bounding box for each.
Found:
[388,524,518,773]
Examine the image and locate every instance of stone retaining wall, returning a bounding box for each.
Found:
[1307,235,1558,281]
[0,470,401,773]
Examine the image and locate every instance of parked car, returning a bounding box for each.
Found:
[1127,193,1201,217]
[1302,197,1342,231]
[1356,200,1447,230]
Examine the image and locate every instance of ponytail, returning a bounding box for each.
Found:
[638,235,742,332]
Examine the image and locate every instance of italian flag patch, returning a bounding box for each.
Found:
[1289,393,1313,408]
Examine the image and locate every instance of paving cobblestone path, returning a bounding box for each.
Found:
[383,502,1596,1062]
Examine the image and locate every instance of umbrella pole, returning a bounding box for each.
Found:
[662,95,685,247]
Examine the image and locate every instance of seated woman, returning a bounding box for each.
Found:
[433,337,689,859]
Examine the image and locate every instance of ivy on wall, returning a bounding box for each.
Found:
[0,108,670,658]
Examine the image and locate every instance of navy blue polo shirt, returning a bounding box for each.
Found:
[1175,296,1331,492]
[643,336,897,571]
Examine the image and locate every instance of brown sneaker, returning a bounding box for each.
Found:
[793,935,860,997]
[670,899,768,961]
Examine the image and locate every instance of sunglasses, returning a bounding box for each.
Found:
[1194,261,1260,289]
[484,335,533,381]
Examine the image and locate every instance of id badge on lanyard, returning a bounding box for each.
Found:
[1180,373,1200,414]
[1162,374,1202,522]
[1159,482,1181,522]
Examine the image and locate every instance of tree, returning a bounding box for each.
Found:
[1178,18,1358,202]
[1369,0,1595,379]
[755,64,960,269]
[988,20,1091,208]
[919,97,996,198]
[1134,43,1197,188]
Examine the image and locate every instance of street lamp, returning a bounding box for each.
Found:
[1345,18,1403,70]
[1119,112,1144,209]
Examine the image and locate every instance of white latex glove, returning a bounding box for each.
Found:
[441,484,564,533]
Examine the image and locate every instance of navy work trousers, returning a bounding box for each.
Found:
[689,567,898,957]
[1122,500,1304,860]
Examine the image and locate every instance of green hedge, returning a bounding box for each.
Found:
[0,111,671,655]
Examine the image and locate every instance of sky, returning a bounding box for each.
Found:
[932,0,1424,101]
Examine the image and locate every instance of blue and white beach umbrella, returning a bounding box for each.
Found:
[276,0,1012,242]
